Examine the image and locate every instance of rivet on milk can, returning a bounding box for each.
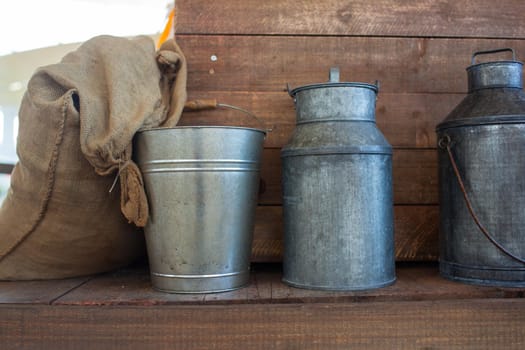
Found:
[134,101,266,293]
[437,48,525,287]
[281,67,396,291]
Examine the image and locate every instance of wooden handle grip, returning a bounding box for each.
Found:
[184,99,218,111]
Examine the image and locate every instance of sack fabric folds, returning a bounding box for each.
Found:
[0,35,187,280]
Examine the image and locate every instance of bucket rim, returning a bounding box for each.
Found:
[289,82,379,97]
[137,125,267,135]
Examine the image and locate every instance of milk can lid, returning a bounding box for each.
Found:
[287,67,379,97]
[436,48,525,131]
[467,48,523,92]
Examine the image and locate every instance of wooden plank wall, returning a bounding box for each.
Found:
[175,0,525,262]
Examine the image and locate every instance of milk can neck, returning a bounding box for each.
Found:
[467,61,523,92]
[293,86,378,124]
[289,67,379,123]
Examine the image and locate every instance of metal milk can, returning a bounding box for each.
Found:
[437,48,525,287]
[281,67,396,291]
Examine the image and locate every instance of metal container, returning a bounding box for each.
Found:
[281,67,396,291]
[436,48,525,287]
[134,126,265,293]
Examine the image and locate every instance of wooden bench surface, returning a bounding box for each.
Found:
[1,263,525,349]
[1,262,523,306]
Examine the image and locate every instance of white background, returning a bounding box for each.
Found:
[0,0,171,56]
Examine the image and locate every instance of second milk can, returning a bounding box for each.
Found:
[281,67,396,290]
[437,48,525,287]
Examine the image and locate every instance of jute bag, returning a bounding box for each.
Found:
[0,35,187,280]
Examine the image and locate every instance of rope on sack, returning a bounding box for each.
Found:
[109,159,132,194]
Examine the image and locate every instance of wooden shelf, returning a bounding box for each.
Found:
[1,262,524,349]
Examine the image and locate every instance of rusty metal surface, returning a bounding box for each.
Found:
[437,48,525,287]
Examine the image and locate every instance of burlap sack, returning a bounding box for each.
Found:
[0,35,187,280]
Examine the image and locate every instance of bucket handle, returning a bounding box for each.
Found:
[471,48,516,65]
[184,99,271,132]
[438,135,525,264]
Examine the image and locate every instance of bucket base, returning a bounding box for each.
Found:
[150,270,250,294]
[440,260,525,288]
[281,276,396,292]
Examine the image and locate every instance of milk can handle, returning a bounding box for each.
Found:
[471,48,516,65]
[438,135,525,264]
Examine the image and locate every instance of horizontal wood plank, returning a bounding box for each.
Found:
[3,263,524,349]
[252,205,439,262]
[2,299,525,349]
[178,35,525,94]
[50,264,268,306]
[182,91,463,148]
[258,148,438,206]
[177,0,525,39]
[0,277,91,305]
[47,263,515,306]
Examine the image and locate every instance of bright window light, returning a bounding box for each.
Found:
[0,108,4,145]
[12,116,18,148]
[0,0,171,56]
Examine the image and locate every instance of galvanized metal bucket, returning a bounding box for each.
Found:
[134,120,265,293]
[437,48,525,287]
[281,67,396,291]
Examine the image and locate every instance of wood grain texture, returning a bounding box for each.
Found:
[177,35,525,94]
[2,299,525,349]
[258,148,438,205]
[50,265,269,306]
[0,276,90,305]
[392,206,439,261]
[46,263,516,306]
[177,0,525,39]
[182,91,463,148]
[252,205,439,262]
[252,206,284,262]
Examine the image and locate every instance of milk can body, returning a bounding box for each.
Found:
[281,68,396,291]
[437,49,525,287]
